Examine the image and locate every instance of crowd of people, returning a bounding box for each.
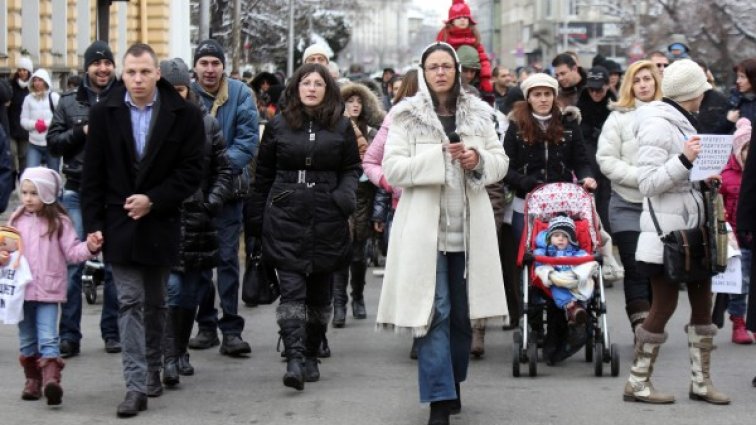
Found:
[1,0,756,423]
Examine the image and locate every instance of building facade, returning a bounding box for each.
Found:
[0,0,191,88]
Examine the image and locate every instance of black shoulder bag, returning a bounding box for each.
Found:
[647,192,712,284]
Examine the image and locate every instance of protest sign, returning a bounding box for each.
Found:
[711,255,742,294]
[690,134,733,181]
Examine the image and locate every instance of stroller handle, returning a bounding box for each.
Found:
[523,253,602,266]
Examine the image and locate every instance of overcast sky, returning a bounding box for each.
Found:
[413,0,448,16]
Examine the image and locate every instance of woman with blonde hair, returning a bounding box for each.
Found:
[596,60,661,333]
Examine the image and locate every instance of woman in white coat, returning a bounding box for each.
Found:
[376,42,509,425]
[20,69,59,171]
[596,60,661,332]
[623,59,730,405]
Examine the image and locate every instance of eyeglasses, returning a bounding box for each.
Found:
[299,81,325,89]
[424,64,455,73]
[656,63,669,69]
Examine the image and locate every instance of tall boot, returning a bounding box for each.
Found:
[623,327,675,404]
[350,260,367,319]
[332,267,349,327]
[19,355,41,400]
[38,357,65,406]
[176,307,196,376]
[687,324,731,404]
[304,305,331,382]
[277,303,307,391]
[625,300,650,334]
[162,307,180,387]
[471,323,485,358]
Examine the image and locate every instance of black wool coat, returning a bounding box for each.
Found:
[255,113,361,274]
[81,79,204,267]
[737,129,756,331]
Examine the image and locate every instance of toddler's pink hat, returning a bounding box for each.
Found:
[20,167,63,205]
[733,118,751,167]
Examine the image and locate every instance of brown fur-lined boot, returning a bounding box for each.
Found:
[687,324,731,405]
[19,355,41,400]
[38,357,65,405]
[623,326,675,404]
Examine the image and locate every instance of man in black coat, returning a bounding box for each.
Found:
[736,123,756,366]
[81,43,203,418]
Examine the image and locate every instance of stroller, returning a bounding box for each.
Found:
[81,258,105,305]
[512,182,619,377]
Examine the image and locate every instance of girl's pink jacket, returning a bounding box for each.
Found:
[9,207,94,303]
[362,112,401,209]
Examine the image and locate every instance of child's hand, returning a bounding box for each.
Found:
[0,251,9,266]
[86,231,103,253]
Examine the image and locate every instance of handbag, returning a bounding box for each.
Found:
[647,194,712,284]
[241,241,280,306]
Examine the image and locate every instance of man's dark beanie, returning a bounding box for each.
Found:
[84,40,114,69]
[194,39,226,67]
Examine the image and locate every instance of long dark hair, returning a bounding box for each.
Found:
[734,58,756,94]
[421,43,461,113]
[282,64,343,130]
[511,100,564,146]
[393,69,419,104]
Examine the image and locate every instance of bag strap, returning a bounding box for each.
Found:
[48,92,55,114]
[646,198,664,238]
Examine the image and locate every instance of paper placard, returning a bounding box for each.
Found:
[689,134,733,181]
[711,256,743,294]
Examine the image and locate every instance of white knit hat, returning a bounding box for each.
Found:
[16,56,33,74]
[662,59,712,102]
[302,44,330,64]
[521,73,559,98]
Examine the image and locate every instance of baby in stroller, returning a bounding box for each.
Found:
[534,215,598,326]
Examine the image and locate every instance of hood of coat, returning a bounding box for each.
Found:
[633,99,696,137]
[340,82,386,128]
[30,69,52,93]
[392,58,494,142]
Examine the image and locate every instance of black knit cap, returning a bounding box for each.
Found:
[546,215,578,246]
[194,39,225,68]
[84,40,115,69]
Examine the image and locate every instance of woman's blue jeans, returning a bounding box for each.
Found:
[26,144,60,172]
[18,302,60,358]
[416,252,471,403]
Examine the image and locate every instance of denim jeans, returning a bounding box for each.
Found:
[18,302,60,358]
[213,200,245,335]
[416,252,471,403]
[59,189,120,343]
[550,286,575,309]
[168,269,213,311]
[728,249,751,317]
[26,143,61,172]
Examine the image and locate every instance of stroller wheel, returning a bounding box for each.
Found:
[610,343,620,377]
[593,342,604,377]
[527,342,538,377]
[512,340,522,377]
[584,330,594,363]
[85,284,97,304]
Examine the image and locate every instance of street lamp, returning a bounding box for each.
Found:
[96,0,130,42]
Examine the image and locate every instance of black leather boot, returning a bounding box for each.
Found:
[304,305,331,382]
[428,400,451,425]
[277,304,307,391]
[350,261,367,319]
[175,308,196,376]
[162,308,180,387]
[332,267,349,327]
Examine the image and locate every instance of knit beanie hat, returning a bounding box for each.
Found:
[521,73,559,99]
[733,118,752,168]
[547,215,578,246]
[84,40,115,69]
[662,59,711,102]
[457,45,480,70]
[19,167,63,205]
[160,58,191,87]
[16,56,33,74]
[447,0,476,25]
[302,44,330,64]
[0,226,23,269]
[194,39,226,68]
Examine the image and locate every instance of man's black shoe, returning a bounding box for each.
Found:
[116,391,147,418]
[146,371,163,397]
[188,329,219,349]
[219,335,252,356]
[104,339,122,353]
[60,340,80,358]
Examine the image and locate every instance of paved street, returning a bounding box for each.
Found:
[0,268,754,425]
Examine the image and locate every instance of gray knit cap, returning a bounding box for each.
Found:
[160,58,191,87]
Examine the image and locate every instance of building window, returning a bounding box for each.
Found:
[52,0,66,62]
[21,0,40,60]
[77,0,91,57]
[566,0,578,17]
[544,0,552,18]
[0,0,7,56]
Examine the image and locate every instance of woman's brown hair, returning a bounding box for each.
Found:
[510,99,564,145]
[393,69,419,104]
[10,203,69,239]
[282,63,343,130]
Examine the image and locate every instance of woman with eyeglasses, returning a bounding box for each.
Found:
[376,42,509,425]
[596,60,662,334]
[254,63,361,391]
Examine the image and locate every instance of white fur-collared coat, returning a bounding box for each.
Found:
[375,69,510,337]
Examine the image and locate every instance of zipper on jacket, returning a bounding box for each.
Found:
[543,142,549,181]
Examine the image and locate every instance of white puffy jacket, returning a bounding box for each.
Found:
[20,69,59,147]
[596,101,647,204]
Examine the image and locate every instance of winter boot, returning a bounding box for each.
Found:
[332,267,349,328]
[38,357,65,406]
[175,307,196,376]
[625,300,650,334]
[162,307,180,387]
[623,327,675,404]
[687,324,731,404]
[427,400,452,425]
[730,315,753,345]
[471,325,485,358]
[277,303,307,391]
[19,355,41,401]
[318,331,331,358]
[304,305,331,382]
[350,260,368,319]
